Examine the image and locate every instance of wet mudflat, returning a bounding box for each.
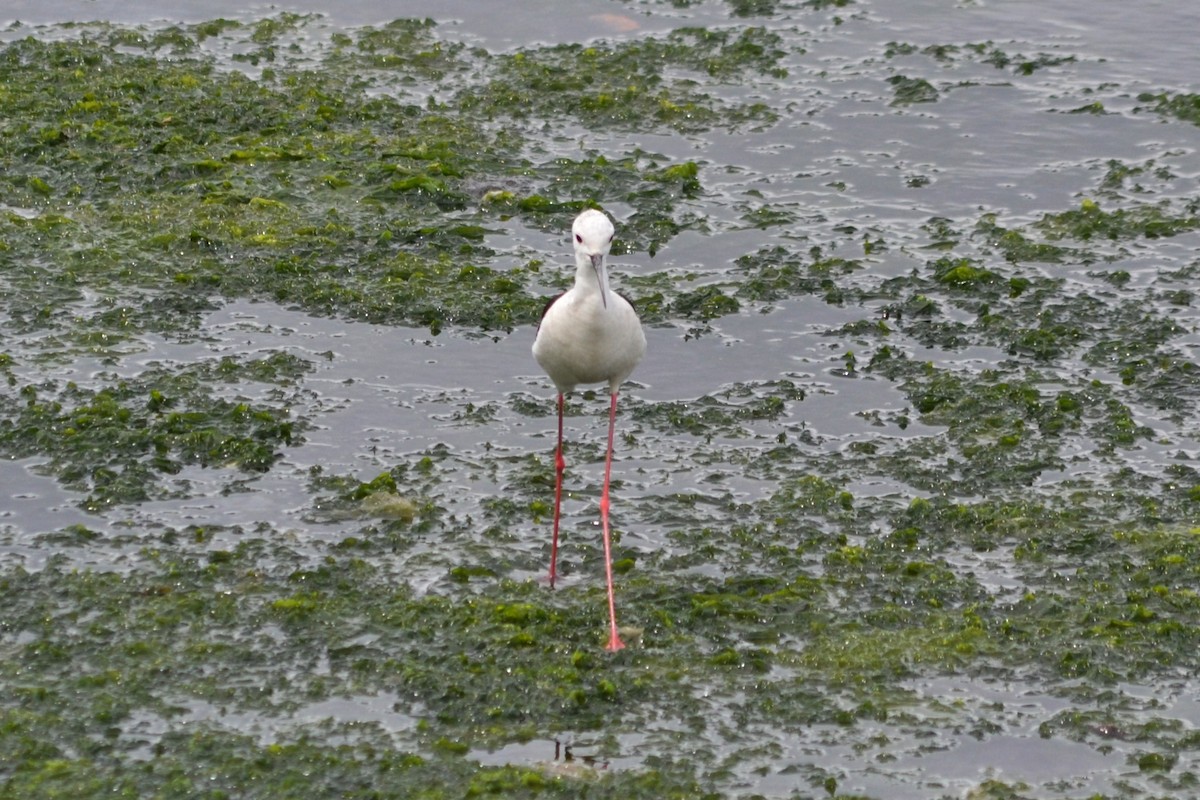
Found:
[2,1,1200,798]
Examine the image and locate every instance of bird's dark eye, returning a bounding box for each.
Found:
[608,234,614,242]
[575,234,583,243]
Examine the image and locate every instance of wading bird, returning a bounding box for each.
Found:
[533,209,646,652]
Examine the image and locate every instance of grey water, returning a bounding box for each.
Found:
[3,1,1200,798]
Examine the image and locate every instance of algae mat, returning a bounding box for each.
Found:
[2,4,1200,799]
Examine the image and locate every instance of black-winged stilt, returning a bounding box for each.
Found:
[533,208,646,652]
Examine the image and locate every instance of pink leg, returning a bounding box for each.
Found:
[601,391,625,652]
[548,393,565,589]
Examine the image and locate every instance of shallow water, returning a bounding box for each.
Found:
[3,1,1200,798]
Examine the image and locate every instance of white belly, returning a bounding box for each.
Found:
[533,293,646,393]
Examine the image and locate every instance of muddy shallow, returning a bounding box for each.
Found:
[2,1,1199,798]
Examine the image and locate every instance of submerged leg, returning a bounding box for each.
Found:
[600,391,625,652]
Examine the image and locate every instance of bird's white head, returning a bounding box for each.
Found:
[572,209,616,308]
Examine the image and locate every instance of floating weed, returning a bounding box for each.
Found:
[307,457,451,533]
[630,380,804,438]
[4,514,1200,795]
[931,256,1005,290]
[916,214,955,248]
[888,75,939,106]
[0,354,306,508]
[765,483,854,545]
[973,214,1083,264]
[1137,90,1200,127]
[863,355,1171,496]
[886,40,1079,77]
[359,492,419,523]
[1001,528,1200,680]
[513,153,708,257]
[727,0,786,18]
[3,13,1200,799]
[893,495,1091,555]
[0,34,725,338]
[456,28,785,134]
[325,18,472,84]
[1034,198,1200,242]
[0,721,714,798]
[1095,157,1178,197]
[669,285,741,322]
[739,203,798,229]
[733,245,863,303]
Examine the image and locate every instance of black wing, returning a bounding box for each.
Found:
[536,293,565,334]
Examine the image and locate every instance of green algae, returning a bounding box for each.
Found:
[307,468,427,525]
[0,32,713,340]
[865,355,1167,494]
[1035,199,1200,242]
[974,215,1082,264]
[6,514,1198,794]
[2,22,1172,362]
[1138,90,1200,127]
[631,380,805,438]
[0,353,307,509]
[0,722,714,799]
[885,40,1078,76]
[734,246,863,303]
[456,27,785,134]
[325,18,471,81]
[887,75,938,106]
[2,11,1200,799]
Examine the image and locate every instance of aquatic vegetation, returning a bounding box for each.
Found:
[1138,90,1200,127]
[456,27,786,134]
[0,34,716,339]
[1035,199,1200,242]
[887,75,938,105]
[325,18,472,82]
[973,215,1082,264]
[0,354,307,509]
[632,380,803,437]
[5,508,1198,793]
[733,245,862,303]
[2,8,1200,799]
[884,40,1078,76]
